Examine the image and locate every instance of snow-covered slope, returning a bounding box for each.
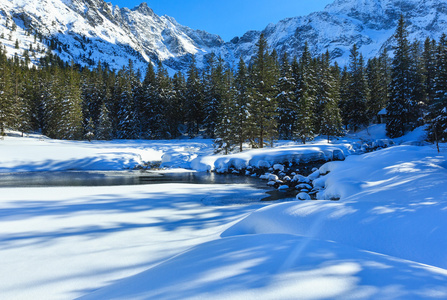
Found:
[211,0,447,66]
[1,0,446,72]
[0,0,224,71]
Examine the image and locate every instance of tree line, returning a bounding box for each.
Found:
[0,16,446,152]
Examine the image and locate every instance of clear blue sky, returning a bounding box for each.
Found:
[108,0,333,41]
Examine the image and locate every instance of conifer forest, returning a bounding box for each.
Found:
[1,16,446,152]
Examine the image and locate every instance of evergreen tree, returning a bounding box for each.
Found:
[423,38,438,107]
[366,54,389,123]
[250,33,279,147]
[203,53,223,138]
[316,51,343,141]
[171,71,187,137]
[232,57,252,152]
[185,56,204,137]
[276,52,297,139]
[345,44,369,132]
[139,62,157,138]
[214,66,237,154]
[0,50,14,136]
[114,65,138,139]
[428,33,447,147]
[294,43,316,143]
[151,61,173,139]
[386,15,415,138]
[96,102,112,140]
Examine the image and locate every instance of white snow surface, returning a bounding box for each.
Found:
[1,127,447,299]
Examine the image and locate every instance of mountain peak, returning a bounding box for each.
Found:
[132,2,155,17]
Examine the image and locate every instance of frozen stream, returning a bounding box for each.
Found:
[0,171,290,200]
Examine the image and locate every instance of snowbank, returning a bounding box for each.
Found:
[223,145,447,271]
[0,135,213,172]
[191,143,354,173]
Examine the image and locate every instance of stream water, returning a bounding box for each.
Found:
[0,171,292,201]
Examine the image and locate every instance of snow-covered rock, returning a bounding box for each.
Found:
[296,192,311,200]
[273,164,285,171]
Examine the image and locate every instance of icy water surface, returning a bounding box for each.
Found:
[0,171,264,187]
[0,171,292,201]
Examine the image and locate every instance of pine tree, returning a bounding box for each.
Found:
[232,57,252,152]
[151,61,173,139]
[185,56,204,137]
[428,33,447,147]
[61,63,83,140]
[114,65,138,139]
[316,51,343,141]
[345,44,369,132]
[171,71,187,137]
[96,102,112,140]
[214,66,237,154]
[0,50,14,136]
[366,55,389,123]
[294,43,316,143]
[203,53,222,138]
[276,52,297,140]
[139,62,157,138]
[423,38,437,107]
[250,33,279,147]
[386,15,415,138]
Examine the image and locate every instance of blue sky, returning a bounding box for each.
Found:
[108,0,333,41]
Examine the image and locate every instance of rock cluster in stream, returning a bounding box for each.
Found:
[216,159,335,201]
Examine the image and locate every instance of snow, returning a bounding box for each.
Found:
[1,126,447,299]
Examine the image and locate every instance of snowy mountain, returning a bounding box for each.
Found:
[1,0,447,72]
[210,0,447,66]
[0,0,224,72]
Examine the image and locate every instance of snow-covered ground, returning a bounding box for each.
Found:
[1,126,447,299]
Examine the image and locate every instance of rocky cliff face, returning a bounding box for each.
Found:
[1,0,446,72]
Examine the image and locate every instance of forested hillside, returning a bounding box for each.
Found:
[0,16,446,151]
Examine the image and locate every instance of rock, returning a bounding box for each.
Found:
[296,192,311,200]
[278,185,289,190]
[282,176,291,182]
[268,174,279,181]
[273,164,285,171]
[267,181,276,186]
[296,183,313,190]
[292,174,310,183]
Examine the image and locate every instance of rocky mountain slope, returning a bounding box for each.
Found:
[212,0,447,66]
[0,0,224,71]
[1,0,446,72]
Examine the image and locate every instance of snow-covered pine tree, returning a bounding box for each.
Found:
[386,15,413,138]
[138,61,157,138]
[171,71,187,137]
[294,43,316,144]
[61,62,83,140]
[276,52,297,140]
[316,51,343,141]
[408,41,427,126]
[203,53,222,139]
[151,61,173,139]
[345,44,369,132]
[214,65,237,154]
[423,38,438,108]
[0,48,14,136]
[185,56,204,137]
[250,33,279,148]
[366,54,389,123]
[232,57,252,152]
[96,102,112,140]
[114,64,138,139]
[428,33,447,147]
